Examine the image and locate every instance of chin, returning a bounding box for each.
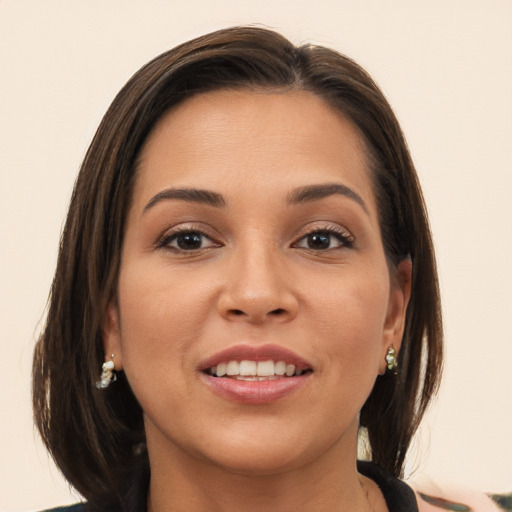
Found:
[205,444,313,477]
[194,420,351,477]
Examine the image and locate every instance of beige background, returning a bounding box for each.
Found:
[1,0,511,510]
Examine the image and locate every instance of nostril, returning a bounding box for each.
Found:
[228,308,285,317]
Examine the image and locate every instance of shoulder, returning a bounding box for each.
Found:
[357,461,508,512]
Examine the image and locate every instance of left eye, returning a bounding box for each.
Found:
[162,231,218,251]
[294,230,351,250]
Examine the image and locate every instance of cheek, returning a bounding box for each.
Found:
[306,267,390,367]
[305,274,390,436]
[115,264,213,390]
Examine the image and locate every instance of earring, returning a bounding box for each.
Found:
[96,354,117,389]
[385,346,398,372]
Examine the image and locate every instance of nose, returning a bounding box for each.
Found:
[217,245,299,324]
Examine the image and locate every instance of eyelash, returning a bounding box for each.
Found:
[155,227,219,252]
[292,225,354,251]
[155,224,354,253]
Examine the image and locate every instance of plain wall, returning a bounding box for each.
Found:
[1,0,511,509]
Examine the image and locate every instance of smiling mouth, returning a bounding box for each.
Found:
[205,360,313,380]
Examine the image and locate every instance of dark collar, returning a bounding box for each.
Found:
[357,460,419,512]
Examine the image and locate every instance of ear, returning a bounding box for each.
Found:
[378,258,412,375]
[102,302,123,370]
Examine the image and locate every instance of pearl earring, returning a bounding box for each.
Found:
[96,354,117,389]
[385,346,398,372]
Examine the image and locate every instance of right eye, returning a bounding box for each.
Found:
[292,225,354,252]
[159,230,220,252]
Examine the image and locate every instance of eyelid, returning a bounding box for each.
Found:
[292,223,355,249]
[155,223,222,251]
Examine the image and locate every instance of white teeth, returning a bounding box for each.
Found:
[239,360,257,376]
[226,361,239,375]
[257,360,275,376]
[211,360,307,377]
[275,361,286,375]
[216,362,227,377]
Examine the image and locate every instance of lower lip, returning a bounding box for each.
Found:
[200,373,310,404]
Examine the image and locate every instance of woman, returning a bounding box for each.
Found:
[33,26,444,511]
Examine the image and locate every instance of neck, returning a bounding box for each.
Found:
[145,421,379,512]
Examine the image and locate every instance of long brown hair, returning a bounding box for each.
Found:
[33,25,442,505]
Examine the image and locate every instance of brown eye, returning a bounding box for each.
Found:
[161,230,218,251]
[175,232,203,250]
[306,233,332,250]
[294,229,354,251]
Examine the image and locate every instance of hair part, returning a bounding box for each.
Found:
[33,25,442,505]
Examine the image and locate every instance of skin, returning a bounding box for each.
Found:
[104,90,411,512]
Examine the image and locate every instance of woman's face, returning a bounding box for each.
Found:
[104,90,410,475]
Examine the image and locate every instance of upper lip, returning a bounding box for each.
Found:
[199,343,313,372]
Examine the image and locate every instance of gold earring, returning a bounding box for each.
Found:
[96,354,117,389]
[385,346,398,372]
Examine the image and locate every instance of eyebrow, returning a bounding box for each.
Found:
[287,183,369,214]
[143,182,368,215]
[143,187,226,213]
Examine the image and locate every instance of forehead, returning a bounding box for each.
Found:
[133,89,376,214]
